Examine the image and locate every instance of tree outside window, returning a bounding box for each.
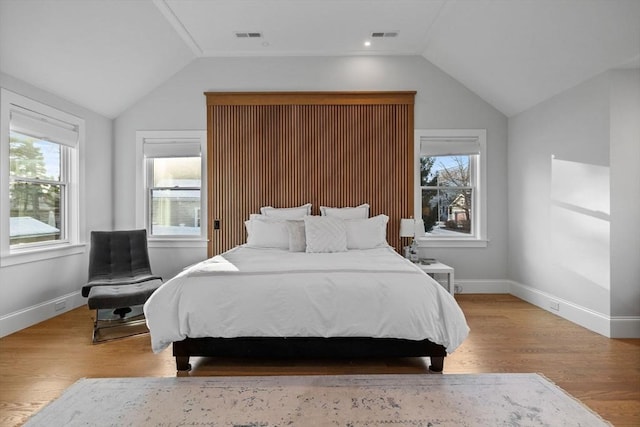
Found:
[9,132,64,245]
[420,155,473,236]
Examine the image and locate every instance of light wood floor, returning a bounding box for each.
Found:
[1,294,638,426]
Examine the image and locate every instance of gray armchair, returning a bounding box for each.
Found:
[82,229,162,343]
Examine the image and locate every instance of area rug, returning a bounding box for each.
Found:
[25,373,610,426]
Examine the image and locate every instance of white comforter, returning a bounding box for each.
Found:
[144,246,469,354]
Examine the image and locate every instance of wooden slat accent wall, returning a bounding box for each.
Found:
[206,91,415,256]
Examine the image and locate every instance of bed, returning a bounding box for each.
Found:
[144,211,469,373]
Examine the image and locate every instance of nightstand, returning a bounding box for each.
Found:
[417,261,455,296]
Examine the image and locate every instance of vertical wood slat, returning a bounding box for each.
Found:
[207,92,415,257]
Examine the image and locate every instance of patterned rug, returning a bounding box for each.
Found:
[25,373,610,426]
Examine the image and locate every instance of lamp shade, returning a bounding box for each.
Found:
[414,219,425,237]
[399,218,415,238]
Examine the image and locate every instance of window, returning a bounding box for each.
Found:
[1,89,84,265]
[136,131,207,245]
[148,156,201,236]
[10,133,66,245]
[414,129,487,247]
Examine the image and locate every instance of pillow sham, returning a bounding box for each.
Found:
[320,203,369,219]
[304,216,347,253]
[260,203,312,219]
[245,217,289,249]
[243,213,268,234]
[286,220,306,252]
[345,214,389,249]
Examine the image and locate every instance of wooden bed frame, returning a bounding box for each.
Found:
[173,337,447,373]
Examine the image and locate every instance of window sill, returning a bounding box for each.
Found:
[1,243,86,267]
[148,238,208,249]
[416,238,488,248]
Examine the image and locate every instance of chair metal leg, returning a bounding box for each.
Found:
[92,306,149,344]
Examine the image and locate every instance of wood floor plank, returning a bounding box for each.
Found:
[0,294,638,426]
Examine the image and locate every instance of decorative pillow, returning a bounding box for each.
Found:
[304,216,347,253]
[345,214,389,249]
[244,213,267,235]
[286,220,306,252]
[320,203,369,219]
[260,203,312,219]
[245,217,289,249]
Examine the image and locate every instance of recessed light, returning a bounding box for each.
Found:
[371,31,399,38]
[364,40,371,47]
[234,31,263,38]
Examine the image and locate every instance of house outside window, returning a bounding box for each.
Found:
[148,156,201,236]
[1,89,85,266]
[9,133,66,245]
[136,130,207,246]
[415,129,487,247]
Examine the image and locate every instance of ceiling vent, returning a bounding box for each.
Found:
[371,31,398,38]
[235,32,262,38]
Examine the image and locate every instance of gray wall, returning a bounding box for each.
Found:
[3,55,636,337]
[114,56,508,282]
[609,69,640,320]
[0,72,113,334]
[508,69,640,331]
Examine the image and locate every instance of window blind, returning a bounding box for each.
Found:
[419,137,480,156]
[10,109,79,148]
[143,138,201,158]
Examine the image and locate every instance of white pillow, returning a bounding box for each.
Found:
[260,203,312,219]
[304,216,347,253]
[345,214,389,249]
[320,203,369,219]
[245,217,289,249]
[243,213,267,234]
[286,220,306,252]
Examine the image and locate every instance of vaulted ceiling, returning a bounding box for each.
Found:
[1,0,638,118]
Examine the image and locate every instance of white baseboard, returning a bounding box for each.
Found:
[3,280,638,340]
[458,280,640,338]
[610,316,640,338]
[510,281,640,338]
[509,280,610,336]
[0,291,85,338]
[455,279,511,294]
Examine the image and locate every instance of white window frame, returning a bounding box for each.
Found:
[414,129,487,248]
[0,88,85,266]
[135,130,207,248]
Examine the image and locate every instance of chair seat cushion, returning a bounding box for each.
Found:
[81,274,161,297]
[87,279,163,310]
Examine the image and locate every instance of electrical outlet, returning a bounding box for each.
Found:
[454,285,463,294]
[549,300,560,311]
[54,300,66,312]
